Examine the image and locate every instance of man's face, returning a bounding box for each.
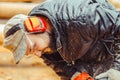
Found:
[25,16,56,57]
[26,32,53,57]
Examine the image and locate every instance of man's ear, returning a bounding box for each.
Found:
[37,16,53,33]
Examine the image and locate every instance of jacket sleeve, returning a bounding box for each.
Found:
[113,14,120,71]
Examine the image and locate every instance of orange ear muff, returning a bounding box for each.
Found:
[74,72,94,80]
[24,16,47,33]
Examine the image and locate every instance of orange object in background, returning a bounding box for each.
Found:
[0,0,32,2]
[109,0,120,10]
[74,72,94,80]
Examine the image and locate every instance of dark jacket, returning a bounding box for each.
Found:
[29,0,120,79]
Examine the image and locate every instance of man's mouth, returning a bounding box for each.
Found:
[29,47,53,57]
[35,51,42,57]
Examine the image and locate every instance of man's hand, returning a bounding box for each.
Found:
[95,69,120,80]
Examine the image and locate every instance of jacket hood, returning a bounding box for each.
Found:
[28,0,119,63]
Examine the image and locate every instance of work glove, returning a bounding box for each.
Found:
[3,14,28,63]
[95,69,120,80]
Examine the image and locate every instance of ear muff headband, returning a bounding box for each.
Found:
[24,16,47,33]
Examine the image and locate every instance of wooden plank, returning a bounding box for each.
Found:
[0,2,39,18]
[109,0,120,10]
[0,0,45,3]
[0,0,32,2]
[32,0,45,3]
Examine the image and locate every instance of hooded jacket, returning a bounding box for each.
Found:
[28,0,120,79]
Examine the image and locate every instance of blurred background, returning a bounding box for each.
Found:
[0,0,61,80]
[0,0,119,80]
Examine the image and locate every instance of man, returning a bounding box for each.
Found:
[3,0,120,80]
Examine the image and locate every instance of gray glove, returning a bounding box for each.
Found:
[3,14,28,63]
[95,69,120,80]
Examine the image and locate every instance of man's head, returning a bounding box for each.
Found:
[3,14,56,63]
